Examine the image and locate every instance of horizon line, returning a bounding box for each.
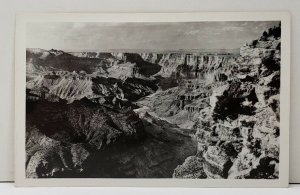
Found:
[27,47,241,53]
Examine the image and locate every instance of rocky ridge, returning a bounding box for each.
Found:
[27,70,158,105]
[26,98,145,178]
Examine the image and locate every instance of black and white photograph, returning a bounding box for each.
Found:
[14,13,290,187]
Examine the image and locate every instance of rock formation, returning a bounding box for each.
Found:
[172,24,281,179]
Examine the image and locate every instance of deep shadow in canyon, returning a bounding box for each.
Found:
[26,98,197,178]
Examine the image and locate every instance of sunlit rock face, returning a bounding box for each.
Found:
[173,156,207,178]
[172,25,281,179]
[139,53,238,78]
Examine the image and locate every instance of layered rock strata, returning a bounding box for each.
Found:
[173,25,281,179]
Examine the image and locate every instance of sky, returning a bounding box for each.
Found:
[26,21,280,51]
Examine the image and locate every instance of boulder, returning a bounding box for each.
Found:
[227,148,260,179]
[203,146,233,178]
[173,156,207,178]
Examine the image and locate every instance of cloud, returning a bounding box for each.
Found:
[26,21,280,50]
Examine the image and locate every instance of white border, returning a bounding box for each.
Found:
[15,12,290,187]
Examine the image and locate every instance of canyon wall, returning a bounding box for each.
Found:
[173,25,281,179]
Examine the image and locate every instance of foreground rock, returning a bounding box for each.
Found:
[173,156,206,178]
[171,24,281,179]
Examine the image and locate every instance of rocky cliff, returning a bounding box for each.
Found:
[139,52,238,78]
[172,25,281,179]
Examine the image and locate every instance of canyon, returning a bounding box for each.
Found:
[25,24,281,179]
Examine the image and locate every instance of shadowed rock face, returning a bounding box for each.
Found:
[26,98,197,178]
[26,98,145,178]
[83,112,197,178]
[27,99,145,146]
[27,49,162,77]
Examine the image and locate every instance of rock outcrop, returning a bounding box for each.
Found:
[173,156,206,178]
[171,24,281,179]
